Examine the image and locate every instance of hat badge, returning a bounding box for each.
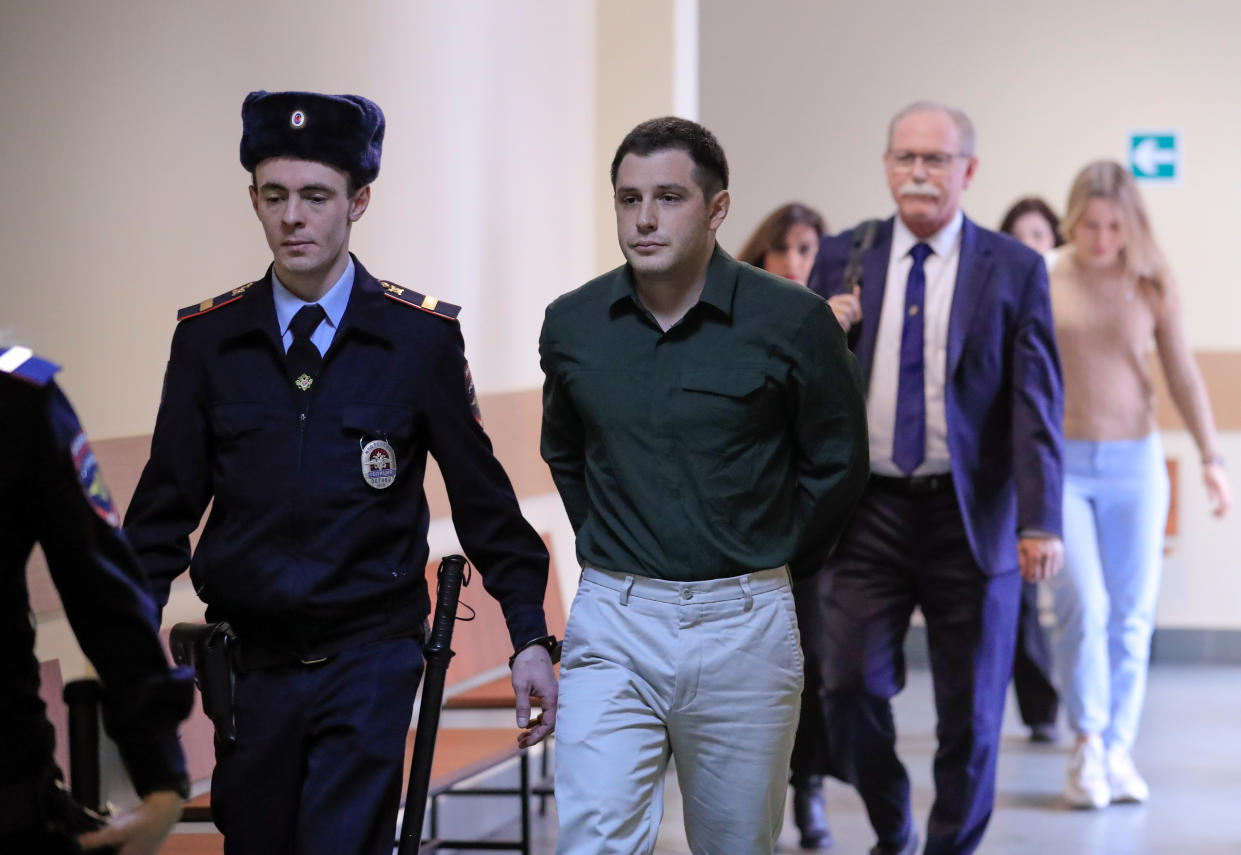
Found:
[290,109,307,129]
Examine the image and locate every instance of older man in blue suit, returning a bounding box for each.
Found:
[805,102,1064,855]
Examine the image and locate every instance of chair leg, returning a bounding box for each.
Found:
[520,752,531,855]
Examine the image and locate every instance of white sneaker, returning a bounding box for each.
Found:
[1107,745,1150,803]
[1065,736,1110,809]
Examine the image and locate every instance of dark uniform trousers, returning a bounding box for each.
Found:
[212,636,423,855]
[815,483,1021,855]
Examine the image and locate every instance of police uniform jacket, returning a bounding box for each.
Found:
[0,356,191,807]
[124,257,549,654]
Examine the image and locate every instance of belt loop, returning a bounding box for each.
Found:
[739,575,754,612]
[620,575,634,606]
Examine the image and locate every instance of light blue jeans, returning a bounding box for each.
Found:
[1050,434,1168,750]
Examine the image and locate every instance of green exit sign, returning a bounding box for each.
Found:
[1129,132,1178,181]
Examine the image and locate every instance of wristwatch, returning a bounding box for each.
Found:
[508,634,561,668]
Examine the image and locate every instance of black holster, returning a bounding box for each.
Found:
[169,622,237,744]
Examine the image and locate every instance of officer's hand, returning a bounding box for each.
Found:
[77,789,183,855]
[1018,536,1063,582]
[512,645,557,748]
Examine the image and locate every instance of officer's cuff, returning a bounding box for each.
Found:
[503,604,549,652]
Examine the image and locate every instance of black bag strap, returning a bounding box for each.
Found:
[841,218,882,293]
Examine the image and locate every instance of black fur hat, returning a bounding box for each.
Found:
[240,90,385,186]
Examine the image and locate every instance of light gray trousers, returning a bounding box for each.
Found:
[554,566,804,855]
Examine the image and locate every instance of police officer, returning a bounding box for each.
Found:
[0,344,193,854]
[122,91,558,855]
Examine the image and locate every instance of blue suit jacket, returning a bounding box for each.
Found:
[808,216,1064,575]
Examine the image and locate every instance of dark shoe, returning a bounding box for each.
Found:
[869,830,919,855]
[792,778,833,850]
[1029,723,1059,744]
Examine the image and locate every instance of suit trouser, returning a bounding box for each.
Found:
[1010,580,1059,728]
[211,635,424,855]
[790,574,834,785]
[554,566,803,855]
[817,484,1020,855]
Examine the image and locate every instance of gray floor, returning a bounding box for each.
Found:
[458,664,1241,854]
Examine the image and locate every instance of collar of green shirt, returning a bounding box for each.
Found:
[608,244,739,321]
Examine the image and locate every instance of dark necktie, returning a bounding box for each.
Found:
[287,304,327,406]
[892,242,932,476]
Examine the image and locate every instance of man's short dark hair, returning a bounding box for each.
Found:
[610,117,729,199]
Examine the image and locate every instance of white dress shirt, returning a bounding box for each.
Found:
[867,210,963,477]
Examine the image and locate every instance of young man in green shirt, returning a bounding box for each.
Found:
[540,117,868,855]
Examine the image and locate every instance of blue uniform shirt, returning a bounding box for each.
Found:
[272,257,355,356]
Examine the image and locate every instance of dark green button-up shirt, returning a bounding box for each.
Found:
[539,247,869,581]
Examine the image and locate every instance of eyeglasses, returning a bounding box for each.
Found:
[886,150,970,173]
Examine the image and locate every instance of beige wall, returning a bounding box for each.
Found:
[594,0,679,273]
[700,0,1241,628]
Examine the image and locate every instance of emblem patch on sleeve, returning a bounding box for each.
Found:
[465,362,483,428]
[70,430,120,527]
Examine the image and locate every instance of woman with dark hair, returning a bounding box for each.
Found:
[997,196,1065,745]
[737,202,826,287]
[740,201,835,850]
[1048,161,1230,809]
[1000,196,1064,254]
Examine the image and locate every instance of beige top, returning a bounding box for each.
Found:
[1049,249,1218,458]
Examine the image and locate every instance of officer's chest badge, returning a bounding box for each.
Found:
[361,439,397,490]
[294,373,314,391]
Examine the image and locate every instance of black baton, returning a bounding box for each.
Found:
[398,554,468,855]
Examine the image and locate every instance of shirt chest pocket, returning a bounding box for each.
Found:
[677,368,775,453]
[209,403,279,491]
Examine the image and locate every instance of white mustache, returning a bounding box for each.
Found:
[898,181,941,199]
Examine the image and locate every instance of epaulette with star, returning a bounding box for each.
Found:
[379,281,461,321]
[177,281,257,322]
[0,345,60,386]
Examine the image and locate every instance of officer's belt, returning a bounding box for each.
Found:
[228,616,427,671]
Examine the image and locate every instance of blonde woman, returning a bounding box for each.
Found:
[1048,161,1231,809]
